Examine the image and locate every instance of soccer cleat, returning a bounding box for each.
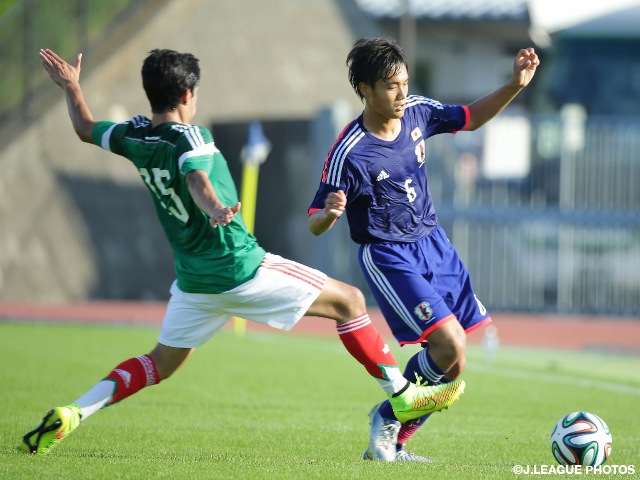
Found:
[362,401,401,461]
[18,404,81,455]
[389,379,465,423]
[395,447,434,462]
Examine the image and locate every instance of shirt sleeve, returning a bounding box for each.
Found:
[177,125,217,177]
[308,156,362,217]
[92,120,118,151]
[427,103,468,135]
[308,182,338,216]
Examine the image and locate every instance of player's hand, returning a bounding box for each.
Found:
[512,48,539,88]
[209,202,241,228]
[39,49,82,89]
[324,190,346,219]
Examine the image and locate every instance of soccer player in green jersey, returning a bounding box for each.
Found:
[19,48,465,457]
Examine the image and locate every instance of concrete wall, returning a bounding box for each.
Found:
[0,0,377,301]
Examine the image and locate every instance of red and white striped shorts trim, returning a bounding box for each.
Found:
[259,254,325,290]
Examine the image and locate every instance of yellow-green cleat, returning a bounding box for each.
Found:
[18,404,81,455]
[389,379,465,424]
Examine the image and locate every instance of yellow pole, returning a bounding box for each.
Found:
[240,163,259,234]
[234,120,270,336]
[233,162,260,336]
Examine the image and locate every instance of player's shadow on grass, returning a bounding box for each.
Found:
[59,173,175,301]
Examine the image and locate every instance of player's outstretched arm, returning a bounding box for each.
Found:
[186,169,240,228]
[39,49,97,143]
[308,190,346,236]
[465,47,540,131]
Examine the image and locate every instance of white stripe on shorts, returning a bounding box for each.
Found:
[260,255,325,289]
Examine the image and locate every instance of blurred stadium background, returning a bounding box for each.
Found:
[0,0,639,323]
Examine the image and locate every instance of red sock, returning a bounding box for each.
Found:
[337,314,398,379]
[105,355,161,405]
[397,423,422,445]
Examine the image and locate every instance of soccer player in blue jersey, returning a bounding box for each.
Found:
[19,47,466,457]
[309,37,539,462]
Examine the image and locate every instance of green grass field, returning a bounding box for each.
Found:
[2,321,639,479]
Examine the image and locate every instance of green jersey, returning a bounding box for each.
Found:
[92,115,266,293]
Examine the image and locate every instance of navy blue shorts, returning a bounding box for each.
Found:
[358,224,491,346]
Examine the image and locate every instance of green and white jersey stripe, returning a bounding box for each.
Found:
[92,116,265,293]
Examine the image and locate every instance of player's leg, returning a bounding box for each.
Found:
[422,320,467,373]
[308,276,464,461]
[374,347,467,462]
[375,322,480,459]
[394,305,488,456]
[305,276,408,395]
[19,281,221,455]
[217,254,458,429]
[18,344,191,455]
[398,223,490,434]
[212,253,463,460]
[75,344,191,418]
[358,240,469,460]
[393,337,467,458]
[307,276,464,411]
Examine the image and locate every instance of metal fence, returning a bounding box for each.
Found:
[425,107,640,316]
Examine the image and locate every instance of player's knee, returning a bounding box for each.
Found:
[437,342,464,367]
[350,285,367,308]
[448,335,466,364]
[428,325,466,366]
[339,284,367,319]
[149,345,192,380]
[450,333,466,359]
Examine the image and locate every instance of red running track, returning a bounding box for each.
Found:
[1,301,639,353]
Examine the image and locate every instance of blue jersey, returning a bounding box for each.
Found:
[309,95,468,244]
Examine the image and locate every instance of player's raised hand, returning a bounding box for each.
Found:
[513,48,539,88]
[39,49,82,89]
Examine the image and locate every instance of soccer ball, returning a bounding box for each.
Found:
[550,411,612,467]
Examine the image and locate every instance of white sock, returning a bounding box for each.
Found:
[376,366,410,395]
[72,380,116,420]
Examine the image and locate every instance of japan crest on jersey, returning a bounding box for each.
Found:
[414,301,433,321]
[415,139,425,166]
[411,127,425,166]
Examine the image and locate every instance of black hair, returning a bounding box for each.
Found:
[142,49,200,113]
[346,38,408,101]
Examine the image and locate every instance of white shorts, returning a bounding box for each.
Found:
[157,253,327,348]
